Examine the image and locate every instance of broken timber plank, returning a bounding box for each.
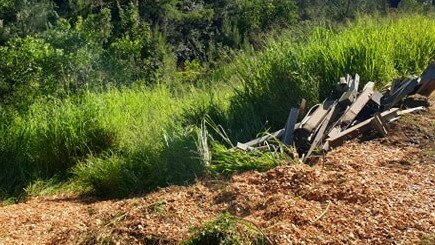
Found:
[324,108,399,150]
[397,106,427,115]
[236,122,303,150]
[236,142,254,151]
[390,78,410,95]
[417,61,435,96]
[283,108,300,145]
[339,82,375,129]
[370,113,388,137]
[338,74,360,106]
[382,78,419,109]
[300,100,335,133]
[303,101,338,163]
[370,91,383,106]
[322,76,363,141]
[390,79,402,94]
[238,129,285,149]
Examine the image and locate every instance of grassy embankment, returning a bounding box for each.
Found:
[1,14,434,201]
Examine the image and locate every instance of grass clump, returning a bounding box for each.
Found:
[71,87,206,198]
[209,143,286,175]
[0,97,117,199]
[183,213,269,245]
[0,86,206,199]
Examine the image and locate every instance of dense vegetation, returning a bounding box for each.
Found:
[0,0,434,201]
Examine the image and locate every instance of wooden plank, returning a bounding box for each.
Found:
[416,79,435,97]
[418,61,435,85]
[390,79,401,94]
[300,100,335,133]
[390,78,410,95]
[325,108,399,150]
[338,74,360,106]
[350,74,360,92]
[237,121,303,150]
[240,129,285,148]
[371,113,388,137]
[416,62,435,96]
[236,142,253,151]
[340,82,375,128]
[382,78,419,109]
[370,91,383,106]
[303,101,338,162]
[397,106,427,115]
[322,77,363,141]
[283,108,300,145]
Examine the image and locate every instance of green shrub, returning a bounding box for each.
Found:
[0,36,64,107]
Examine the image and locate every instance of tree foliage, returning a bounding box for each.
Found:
[0,0,433,108]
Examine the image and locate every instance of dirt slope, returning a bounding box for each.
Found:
[1,100,434,245]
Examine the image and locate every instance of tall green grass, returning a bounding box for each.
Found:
[0,86,207,198]
[209,14,435,143]
[0,97,117,197]
[1,14,434,200]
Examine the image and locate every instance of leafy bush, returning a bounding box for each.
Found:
[0,36,64,107]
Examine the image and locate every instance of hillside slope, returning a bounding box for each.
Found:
[1,98,434,244]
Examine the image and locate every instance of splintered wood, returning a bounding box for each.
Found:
[236,61,435,162]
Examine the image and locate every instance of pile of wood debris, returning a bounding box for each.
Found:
[236,61,435,162]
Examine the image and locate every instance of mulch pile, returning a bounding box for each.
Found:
[1,100,434,245]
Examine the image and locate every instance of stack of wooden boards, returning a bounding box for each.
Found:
[236,61,435,163]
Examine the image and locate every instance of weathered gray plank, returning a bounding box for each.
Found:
[340,82,375,128]
[339,74,360,106]
[240,129,285,148]
[382,78,419,109]
[419,61,435,85]
[324,108,399,150]
[303,101,338,162]
[416,61,435,96]
[283,108,300,145]
[371,113,388,137]
[300,100,335,133]
[397,106,427,115]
